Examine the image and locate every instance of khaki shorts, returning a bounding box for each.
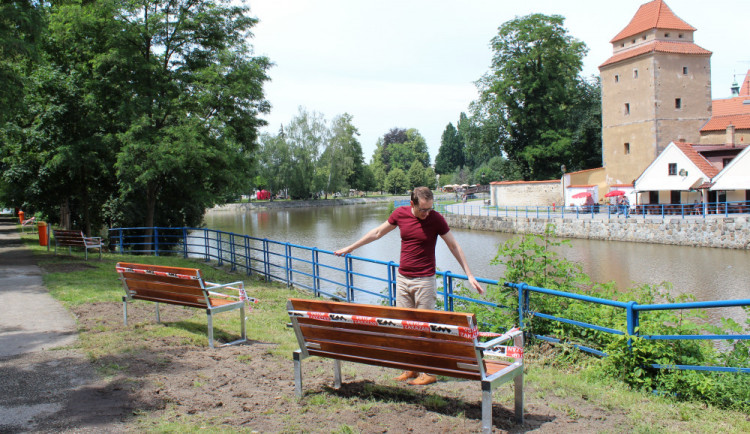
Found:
[396,272,437,310]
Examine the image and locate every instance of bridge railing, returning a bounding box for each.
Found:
[109,226,749,374]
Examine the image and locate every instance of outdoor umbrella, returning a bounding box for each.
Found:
[605,190,625,197]
[571,192,592,199]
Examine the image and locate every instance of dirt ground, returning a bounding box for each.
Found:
[0,297,634,433]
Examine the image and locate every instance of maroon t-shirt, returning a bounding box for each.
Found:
[387,206,450,277]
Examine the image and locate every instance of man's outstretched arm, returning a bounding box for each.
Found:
[440,231,484,294]
[334,220,396,256]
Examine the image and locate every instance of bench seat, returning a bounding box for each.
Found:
[287,298,523,433]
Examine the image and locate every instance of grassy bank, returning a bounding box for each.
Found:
[21,231,750,432]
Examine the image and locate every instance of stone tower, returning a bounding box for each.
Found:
[599,0,712,186]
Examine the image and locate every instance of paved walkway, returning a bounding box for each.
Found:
[0,216,78,357]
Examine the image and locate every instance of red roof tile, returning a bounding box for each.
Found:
[673,142,719,178]
[600,40,710,68]
[711,96,750,117]
[700,114,750,132]
[610,0,696,43]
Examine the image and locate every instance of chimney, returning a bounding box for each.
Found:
[726,123,735,147]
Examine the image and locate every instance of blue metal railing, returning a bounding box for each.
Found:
[109,226,750,374]
[410,199,750,220]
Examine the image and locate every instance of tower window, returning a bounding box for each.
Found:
[675,98,682,109]
[668,163,677,176]
[678,33,684,39]
[624,143,630,154]
[632,39,636,44]
[665,32,670,38]
[642,35,646,40]
[624,103,630,115]
[633,69,638,78]
[615,75,619,83]
[683,67,688,75]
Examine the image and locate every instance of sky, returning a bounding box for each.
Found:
[246,0,750,163]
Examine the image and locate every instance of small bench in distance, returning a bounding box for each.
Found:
[117,262,257,349]
[287,298,524,433]
[52,229,103,260]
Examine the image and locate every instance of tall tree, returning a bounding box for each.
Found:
[407,160,427,189]
[114,0,270,231]
[434,122,464,174]
[319,113,363,194]
[371,127,430,173]
[480,14,593,180]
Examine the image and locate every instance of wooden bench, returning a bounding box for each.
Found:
[53,229,103,260]
[287,298,524,433]
[117,262,257,349]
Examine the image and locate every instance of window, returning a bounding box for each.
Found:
[665,32,670,38]
[675,98,682,109]
[624,103,630,115]
[614,75,619,83]
[678,33,684,39]
[633,69,638,78]
[632,39,636,44]
[723,158,732,167]
[624,143,630,154]
[670,190,681,204]
[642,35,646,40]
[683,66,688,75]
[668,163,677,175]
[620,43,625,48]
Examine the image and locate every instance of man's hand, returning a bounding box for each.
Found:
[334,247,352,257]
[468,275,484,295]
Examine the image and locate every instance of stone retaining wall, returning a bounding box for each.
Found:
[444,214,750,250]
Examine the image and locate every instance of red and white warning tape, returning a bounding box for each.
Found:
[116,266,199,281]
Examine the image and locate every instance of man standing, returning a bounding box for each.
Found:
[334,186,484,385]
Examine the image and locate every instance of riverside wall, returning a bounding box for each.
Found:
[444,214,750,250]
[210,196,404,212]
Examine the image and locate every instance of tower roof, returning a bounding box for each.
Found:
[610,0,696,43]
[599,40,710,69]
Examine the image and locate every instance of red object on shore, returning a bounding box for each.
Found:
[18,210,24,223]
[256,190,270,200]
[571,192,592,199]
[605,190,625,197]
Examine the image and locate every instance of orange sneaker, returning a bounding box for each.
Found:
[408,373,437,385]
[394,370,419,381]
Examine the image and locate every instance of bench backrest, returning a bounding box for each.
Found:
[53,229,86,246]
[288,298,488,380]
[117,262,209,308]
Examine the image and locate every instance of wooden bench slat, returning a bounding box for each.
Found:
[307,350,484,381]
[298,324,477,358]
[294,318,475,342]
[290,298,475,327]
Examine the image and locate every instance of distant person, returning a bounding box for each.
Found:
[335,186,484,386]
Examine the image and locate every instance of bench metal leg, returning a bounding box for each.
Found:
[155,302,161,323]
[481,381,493,434]
[333,359,342,389]
[122,296,128,326]
[514,371,524,424]
[240,305,246,341]
[207,310,214,349]
[293,350,303,398]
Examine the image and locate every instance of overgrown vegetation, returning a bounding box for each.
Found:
[457,224,750,412]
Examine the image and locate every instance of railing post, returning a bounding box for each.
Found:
[626,301,639,350]
[245,236,252,276]
[388,261,398,306]
[154,227,159,256]
[229,233,236,271]
[216,231,223,266]
[517,283,527,329]
[312,248,320,297]
[285,242,292,287]
[204,229,209,262]
[263,239,270,281]
[344,255,353,302]
[118,228,124,254]
[182,227,188,258]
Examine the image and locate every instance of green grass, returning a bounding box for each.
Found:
[19,231,750,432]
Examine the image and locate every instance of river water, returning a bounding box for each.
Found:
[203,203,750,323]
